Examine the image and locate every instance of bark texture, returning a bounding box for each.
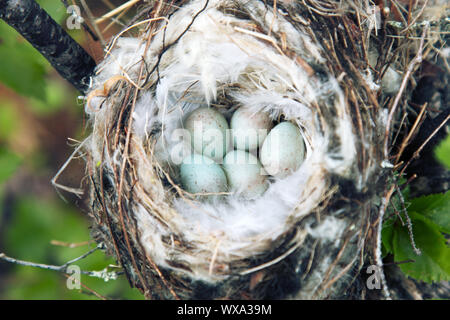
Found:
[0,0,96,93]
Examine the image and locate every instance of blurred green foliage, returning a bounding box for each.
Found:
[0,22,47,101]
[0,0,143,299]
[0,101,19,140]
[1,195,143,300]
[0,147,21,183]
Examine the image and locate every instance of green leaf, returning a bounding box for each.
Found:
[381,217,395,255]
[408,191,450,234]
[0,147,22,183]
[435,133,450,170]
[392,211,450,283]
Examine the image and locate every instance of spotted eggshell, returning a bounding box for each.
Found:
[260,122,305,178]
[222,150,268,200]
[180,154,228,196]
[230,107,273,151]
[184,107,230,162]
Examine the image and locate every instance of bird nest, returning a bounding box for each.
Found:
[70,0,445,299]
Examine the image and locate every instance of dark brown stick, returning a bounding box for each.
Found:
[0,0,97,93]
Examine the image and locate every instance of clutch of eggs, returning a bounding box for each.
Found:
[180,106,306,200]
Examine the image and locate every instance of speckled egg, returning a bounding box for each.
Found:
[230,107,274,151]
[184,107,230,162]
[179,154,228,196]
[222,150,268,200]
[260,122,305,178]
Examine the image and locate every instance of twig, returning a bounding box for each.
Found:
[62,273,108,300]
[394,103,428,164]
[390,199,405,226]
[400,0,430,34]
[50,240,91,248]
[95,0,141,24]
[63,245,101,267]
[105,17,169,59]
[79,0,106,46]
[239,240,303,276]
[0,245,122,281]
[143,0,210,87]
[383,259,415,266]
[384,24,429,159]
[51,139,87,197]
[101,5,131,34]
[395,185,421,255]
[399,113,450,176]
[387,17,450,30]
[375,185,397,300]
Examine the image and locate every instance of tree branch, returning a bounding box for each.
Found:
[0,0,97,93]
[0,244,124,281]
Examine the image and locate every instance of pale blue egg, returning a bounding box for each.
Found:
[184,107,230,162]
[222,150,268,199]
[180,154,228,196]
[260,122,305,178]
[230,107,273,151]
